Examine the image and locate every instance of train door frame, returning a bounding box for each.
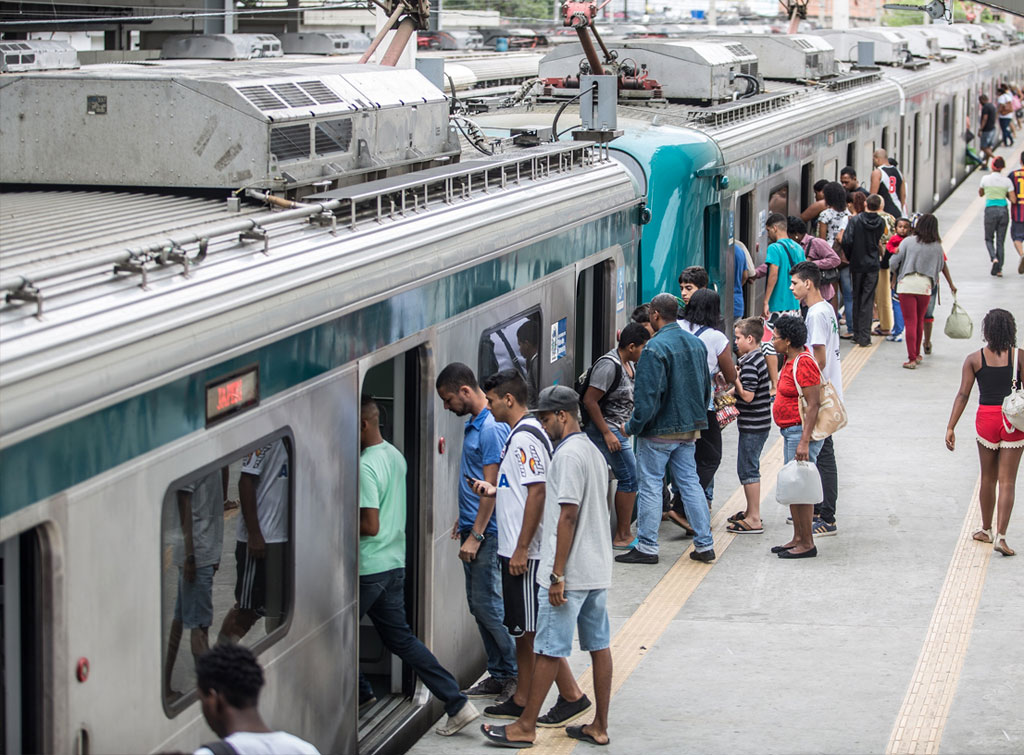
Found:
[2,525,54,754]
[933,102,942,205]
[355,335,435,749]
[912,112,921,211]
[737,190,755,317]
[574,258,617,375]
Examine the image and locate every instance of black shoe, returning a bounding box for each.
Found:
[359,690,377,711]
[770,544,795,554]
[689,549,715,563]
[483,697,525,720]
[462,676,505,697]
[777,546,818,559]
[537,694,592,728]
[615,547,658,564]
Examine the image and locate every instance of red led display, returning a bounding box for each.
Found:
[205,366,259,426]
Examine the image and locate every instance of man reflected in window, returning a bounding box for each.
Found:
[164,467,227,701]
[218,439,289,644]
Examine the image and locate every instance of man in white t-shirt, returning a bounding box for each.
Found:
[790,262,842,538]
[218,439,290,645]
[193,643,320,755]
[471,370,591,727]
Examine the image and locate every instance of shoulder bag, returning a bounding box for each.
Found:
[793,353,848,441]
[1003,348,1024,432]
[944,296,973,339]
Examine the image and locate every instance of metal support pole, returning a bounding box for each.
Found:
[590,24,612,62]
[576,27,604,76]
[381,16,416,66]
[359,3,406,64]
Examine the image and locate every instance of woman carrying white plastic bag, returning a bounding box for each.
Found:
[770,315,826,560]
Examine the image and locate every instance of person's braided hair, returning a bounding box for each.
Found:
[982,309,1017,354]
[196,643,265,709]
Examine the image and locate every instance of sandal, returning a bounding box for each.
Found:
[727,519,764,534]
[902,360,916,369]
[972,528,992,544]
[923,342,932,355]
[727,510,747,523]
[994,533,1015,556]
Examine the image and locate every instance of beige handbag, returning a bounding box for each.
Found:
[793,353,848,441]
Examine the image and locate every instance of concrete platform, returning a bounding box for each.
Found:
[407,146,1024,755]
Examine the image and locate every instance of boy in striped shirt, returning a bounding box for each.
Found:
[726,317,773,534]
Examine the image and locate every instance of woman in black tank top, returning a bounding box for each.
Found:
[945,309,1023,556]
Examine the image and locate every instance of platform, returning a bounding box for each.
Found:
[407,145,1024,755]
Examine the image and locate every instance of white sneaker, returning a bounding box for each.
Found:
[435,701,480,736]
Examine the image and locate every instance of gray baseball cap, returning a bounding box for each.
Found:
[530,385,579,413]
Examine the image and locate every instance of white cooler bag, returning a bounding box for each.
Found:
[776,460,823,506]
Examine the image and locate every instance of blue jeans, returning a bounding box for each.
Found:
[839,267,853,335]
[891,289,904,336]
[359,568,468,716]
[460,533,517,681]
[780,425,824,465]
[636,437,713,554]
[585,422,638,493]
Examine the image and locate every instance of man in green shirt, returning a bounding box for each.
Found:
[357,395,479,736]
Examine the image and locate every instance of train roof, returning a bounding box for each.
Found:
[0,141,639,444]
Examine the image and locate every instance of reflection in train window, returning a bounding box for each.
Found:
[768,182,788,216]
[479,309,542,403]
[160,435,292,715]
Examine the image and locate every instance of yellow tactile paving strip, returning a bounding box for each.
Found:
[534,338,883,753]
[885,478,990,755]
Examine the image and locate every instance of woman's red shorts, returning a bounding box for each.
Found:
[976,404,1024,449]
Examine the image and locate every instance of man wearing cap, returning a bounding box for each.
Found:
[616,293,714,565]
[481,385,613,748]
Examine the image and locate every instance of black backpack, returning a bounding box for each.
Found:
[574,354,623,425]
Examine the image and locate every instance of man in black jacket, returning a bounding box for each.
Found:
[841,194,886,347]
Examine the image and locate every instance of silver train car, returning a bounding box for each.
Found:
[0,62,643,754]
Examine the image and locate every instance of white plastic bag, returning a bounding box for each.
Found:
[776,460,823,506]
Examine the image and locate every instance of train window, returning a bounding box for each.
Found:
[161,434,293,715]
[2,527,48,753]
[768,182,788,215]
[823,159,838,182]
[575,261,614,377]
[846,142,856,171]
[881,126,889,151]
[478,309,542,403]
[941,103,951,147]
[800,163,813,210]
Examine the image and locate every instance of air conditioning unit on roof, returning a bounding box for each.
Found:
[0,40,79,73]
[814,29,910,65]
[161,34,283,60]
[708,33,836,80]
[278,32,371,55]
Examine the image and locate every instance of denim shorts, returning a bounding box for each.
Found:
[173,564,216,629]
[980,129,998,149]
[925,288,938,321]
[736,429,770,485]
[1011,220,1024,243]
[534,587,610,658]
[780,425,824,465]
[585,422,638,493]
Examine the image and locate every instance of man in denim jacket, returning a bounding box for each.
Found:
[615,294,715,565]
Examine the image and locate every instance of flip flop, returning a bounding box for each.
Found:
[726,510,747,523]
[727,519,764,534]
[612,537,639,551]
[481,724,534,748]
[566,725,609,746]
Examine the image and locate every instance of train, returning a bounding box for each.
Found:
[0,27,1020,755]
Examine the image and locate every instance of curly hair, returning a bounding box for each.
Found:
[196,644,265,709]
[773,314,808,350]
[682,288,724,331]
[982,309,1017,354]
[823,181,847,212]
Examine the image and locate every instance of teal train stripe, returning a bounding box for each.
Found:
[2,212,637,518]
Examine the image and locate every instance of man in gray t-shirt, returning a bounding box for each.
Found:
[481,386,613,748]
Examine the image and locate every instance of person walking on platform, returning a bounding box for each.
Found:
[616,294,714,565]
[471,370,593,727]
[580,323,650,550]
[357,396,480,735]
[945,309,1024,558]
[890,214,946,369]
[787,216,840,314]
[841,194,886,347]
[870,149,906,219]
[789,262,842,537]
[979,156,1017,277]
[481,386,613,748]
[435,363,518,702]
[770,315,825,560]
[979,94,999,169]
[997,84,1015,148]
[1009,151,1024,274]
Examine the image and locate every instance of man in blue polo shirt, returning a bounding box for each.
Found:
[436,362,517,702]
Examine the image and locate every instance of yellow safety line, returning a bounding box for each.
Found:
[536,338,882,752]
[885,478,990,755]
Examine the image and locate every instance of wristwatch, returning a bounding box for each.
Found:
[549,573,565,585]
[470,529,485,542]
